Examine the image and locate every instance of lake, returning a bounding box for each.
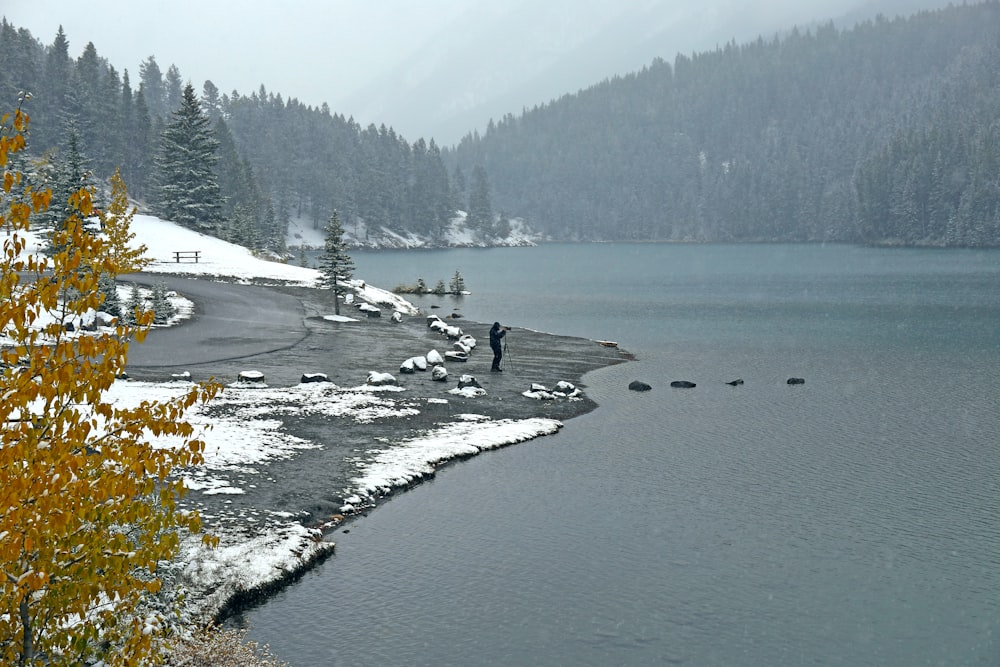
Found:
[237,243,1000,666]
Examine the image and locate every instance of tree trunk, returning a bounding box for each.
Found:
[19,596,33,666]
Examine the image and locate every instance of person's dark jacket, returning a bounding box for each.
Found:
[490,322,506,350]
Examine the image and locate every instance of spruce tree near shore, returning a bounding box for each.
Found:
[318,210,355,315]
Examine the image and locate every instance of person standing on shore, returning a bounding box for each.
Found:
[490,322,510,372]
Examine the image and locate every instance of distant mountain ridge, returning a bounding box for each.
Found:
[342,0,955,145]
[446,1,1000,247]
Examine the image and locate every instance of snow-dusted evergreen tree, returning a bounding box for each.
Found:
[155,83,222,233]
[317,210,355,315]
[432,279,447,295]
[448,270,466,295]
[150,281,176,324]
[98,274,121,318]
[122,282,144,326]
[467,165,494,237]
[44,118,99,236]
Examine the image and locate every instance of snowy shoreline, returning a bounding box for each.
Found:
[171,409,570,625]
[11,214,629,630]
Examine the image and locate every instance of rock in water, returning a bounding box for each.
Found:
[628,380,652,392]
[670,380,696,388]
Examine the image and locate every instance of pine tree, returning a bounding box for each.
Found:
[467,165,494,237]
[138,55,165,118]
[127,85,155,199]
[164,64,183,112]
[150,280,176,324]
[98,273,121,318]
[155,83,222,233]
[44,118,96,231]
[123,282,144,326]
[432,279,447,295]
[448,270,466,294]
[317,210,354,315]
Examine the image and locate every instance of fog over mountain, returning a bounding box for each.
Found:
[5,0,956,145]
[340,0,955,144]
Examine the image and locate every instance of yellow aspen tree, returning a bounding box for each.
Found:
[98,167,151,275]
[1,103,220,665]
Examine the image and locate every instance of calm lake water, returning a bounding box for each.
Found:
[239,244,1000,666]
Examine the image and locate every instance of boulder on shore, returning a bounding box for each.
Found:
[457,374,482,389]
[366,371,397,386]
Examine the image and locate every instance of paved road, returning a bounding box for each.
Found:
[124,274,308,368]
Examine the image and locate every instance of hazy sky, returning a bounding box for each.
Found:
[3,0,953,144]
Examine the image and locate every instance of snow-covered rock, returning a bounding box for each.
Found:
[358,303,381,317]
[522,380,582,400]
[523,387,556,400]
[232,370,267,387]
[366,371,397,386]
[426,349,445,366]
[457,375,482,389]
[449,385,486,398]
[349,279,419,316]
[431,366,449,382]
[400,356,428,374]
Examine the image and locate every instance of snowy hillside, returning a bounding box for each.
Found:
[285,210,540,250]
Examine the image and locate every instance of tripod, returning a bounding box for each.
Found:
[501,334,514,372]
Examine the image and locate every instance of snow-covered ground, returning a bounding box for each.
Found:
[286,210,540,249]
[5,214,566,624]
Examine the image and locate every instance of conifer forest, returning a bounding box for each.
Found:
[2,1,999,248]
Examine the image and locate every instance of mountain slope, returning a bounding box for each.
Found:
[447,2,1000,246]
